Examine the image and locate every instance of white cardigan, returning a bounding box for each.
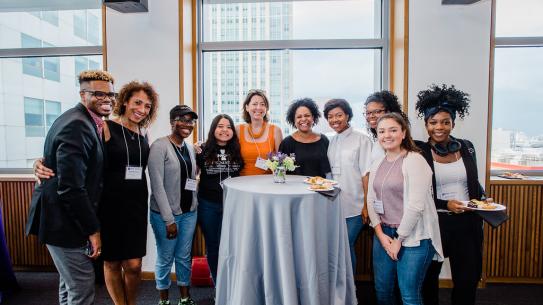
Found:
[367,151,444,262]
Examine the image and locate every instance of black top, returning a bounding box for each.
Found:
[26,103,103,248]
[197,144,243,203]
[415,137,485,210]
[99,120,150,260]
[171,142,193,212]
[278,134,331,178]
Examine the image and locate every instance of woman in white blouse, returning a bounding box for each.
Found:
[324,98,372,273]
[367,113,443,305]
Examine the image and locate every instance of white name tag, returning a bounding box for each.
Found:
[125,166,143,180]
[255,157,268,170]
[439,191,456,201]
[373,199,384,214]
[185,178,197,191]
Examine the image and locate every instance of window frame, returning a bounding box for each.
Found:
[490,35,543,176]
[0,8,104,173]
[196,0,390,139]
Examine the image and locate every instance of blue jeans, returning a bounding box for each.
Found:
[150,210,197,290]
[197,197,223,284]
[346,215,365,273]
[373,225,434,305]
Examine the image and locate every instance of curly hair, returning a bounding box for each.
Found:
[114,81,159,128]
[364,90,408,138]
[285,98,321,127]
[78,70,114,85]
[241,89,270,123]
[415,84,470,122]
[323,98,353,122]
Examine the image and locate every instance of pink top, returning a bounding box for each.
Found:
[373,156,404,227]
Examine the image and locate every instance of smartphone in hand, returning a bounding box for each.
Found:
[85,241,93,257]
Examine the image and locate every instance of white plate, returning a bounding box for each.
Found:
[303,178,338,185]
[461,201,506,211]
[307,186,335,192]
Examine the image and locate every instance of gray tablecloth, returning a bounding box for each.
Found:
[216,175,356,305]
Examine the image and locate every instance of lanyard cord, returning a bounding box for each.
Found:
[434,151,461,199]
[248,124,272,158]
[119,117,142,167]
[378,154,402,201]
[170,137,191,179]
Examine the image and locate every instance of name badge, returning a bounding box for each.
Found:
[125,166,143,180]
[255,157,268,170]
[185,178,197,191]
[439,191,456,201]
[373,199,384,214]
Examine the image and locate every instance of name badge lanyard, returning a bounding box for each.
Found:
[248,124,272,170]
[218,150,232,189]
[170,139,197,191]
[120,118,142,180]
[375,155,402,215]
[435,151,461,201]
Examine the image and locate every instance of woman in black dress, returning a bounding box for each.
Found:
[99,81,158,305]
[278,98,331,178]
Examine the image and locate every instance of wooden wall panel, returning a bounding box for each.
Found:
[485,183,543,283]
[0,180,53,269]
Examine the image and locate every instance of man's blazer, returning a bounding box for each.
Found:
[26,103,104,248]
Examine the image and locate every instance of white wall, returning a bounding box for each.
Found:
[106,0,180,272]
[408,0,492,279]
[408,0,492,182]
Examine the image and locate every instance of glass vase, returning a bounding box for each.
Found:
[273,166,286,183]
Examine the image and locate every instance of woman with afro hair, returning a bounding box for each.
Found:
[415,84,490,305]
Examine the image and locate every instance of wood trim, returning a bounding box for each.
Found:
[101,4,108,70]
[192,0,198,141]
[179,0,184,106]
[490,178,543,186]
[389,0,409,112]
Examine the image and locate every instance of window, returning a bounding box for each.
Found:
[491,0,543,173]
[24,98,61,137]
[0,8,103,169]
[198,0,388,137]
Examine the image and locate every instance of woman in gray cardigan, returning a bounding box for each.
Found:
[148,105,199,305]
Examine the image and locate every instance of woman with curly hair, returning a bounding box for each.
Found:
[415,84,489,305]
[278,98,331,177]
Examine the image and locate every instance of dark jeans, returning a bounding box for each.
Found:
[197,197,223,285]
[422,213,483,305]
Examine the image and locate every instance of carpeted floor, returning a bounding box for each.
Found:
[2,272,542,305]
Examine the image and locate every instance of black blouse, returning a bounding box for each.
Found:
[278,135,331,178]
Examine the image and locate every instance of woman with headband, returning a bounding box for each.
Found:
[415,84,490,305]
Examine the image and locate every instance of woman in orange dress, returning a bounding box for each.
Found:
[236,90,283,176]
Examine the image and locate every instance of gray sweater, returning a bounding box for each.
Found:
[148,136,198,225]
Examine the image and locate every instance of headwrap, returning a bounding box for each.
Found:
[423,102,457,121]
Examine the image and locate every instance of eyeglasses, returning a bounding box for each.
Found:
[173,117,197,125]
[365,109,386,117]
[81,89,116,100]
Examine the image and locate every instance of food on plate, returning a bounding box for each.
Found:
[467,199,496,210]
[305,176,336,185]
[500,172,526,179]
[309,183,333,191]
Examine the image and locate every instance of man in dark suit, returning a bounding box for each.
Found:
[26,70,115,305]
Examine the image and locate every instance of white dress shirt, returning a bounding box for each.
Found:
[327,126,373,218]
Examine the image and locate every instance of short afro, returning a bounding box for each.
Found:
[285,98,321,127]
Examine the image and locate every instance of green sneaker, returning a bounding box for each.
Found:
[178,297,196,305]
[158,300,170,305]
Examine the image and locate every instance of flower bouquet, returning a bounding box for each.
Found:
[265,152,297,183]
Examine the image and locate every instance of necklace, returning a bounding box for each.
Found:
[248,121,267,139]
[120,117,139,140]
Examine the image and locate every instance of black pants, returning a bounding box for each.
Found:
[422,212,483,305]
